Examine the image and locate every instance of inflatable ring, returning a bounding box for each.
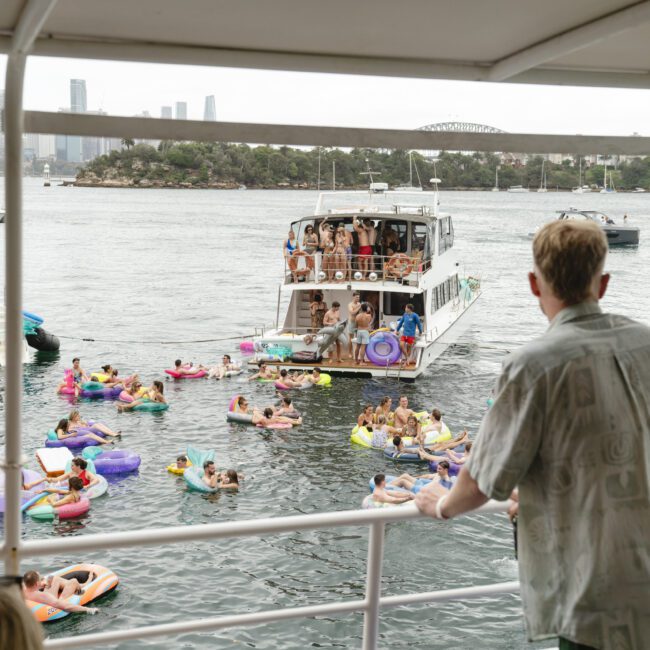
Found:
[361,494,409,510]
[383,446,424,462]
[183,466,218,493]
[45,429,106,449]
[366,332,401,367]
[368,474,431,495]
[132,401,169,412]
[80,383,122,399]
[0,468,43,513]
[167,459,192,475]
[26,563,118,622]
[316,373,331,386]
[92,449,141,475]
[369,327,391,337]
[90,373,110,383]
[288,250,314,275]
[386,253,415,278]
[165,369,207,379]
[27,496,90,521]
[227,412,254,424]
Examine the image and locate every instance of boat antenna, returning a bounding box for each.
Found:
[359,158,380,190]
[413,155,423,188]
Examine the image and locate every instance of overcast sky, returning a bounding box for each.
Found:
[2,55,649,137]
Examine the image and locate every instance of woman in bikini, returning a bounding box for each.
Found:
[54,418,115,445]
[374,396,393,423]
[332,225,347,281]
[357,404,375,431]
[68,409,120,437]
[284,229,300,283]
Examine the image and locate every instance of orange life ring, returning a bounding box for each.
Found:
[288,250,314,274]
[386,253,415,278]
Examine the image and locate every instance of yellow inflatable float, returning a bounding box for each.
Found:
[350,423,452,449]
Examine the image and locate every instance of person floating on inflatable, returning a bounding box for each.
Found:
[117,380,166,412]
[22,567,99,615]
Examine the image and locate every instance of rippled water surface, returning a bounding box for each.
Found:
[2,180,650,648]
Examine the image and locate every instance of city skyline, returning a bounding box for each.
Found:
[204,95,216,121]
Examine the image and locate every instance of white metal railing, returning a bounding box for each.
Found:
[0,500,518,649]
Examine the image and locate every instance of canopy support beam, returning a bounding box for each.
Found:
[24,110,650,156]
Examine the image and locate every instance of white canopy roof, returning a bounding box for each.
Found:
[2,0,650,88]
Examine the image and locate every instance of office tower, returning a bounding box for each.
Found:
[175,102,187,120]
[161,106,172,119]
[203,95,216,121]
[24,133,39,159]
[70,79,87,113]
[38,134,56,159]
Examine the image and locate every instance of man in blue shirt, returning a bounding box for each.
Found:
[395,303,423,364]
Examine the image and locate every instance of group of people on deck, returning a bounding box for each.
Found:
[284,217,410,283]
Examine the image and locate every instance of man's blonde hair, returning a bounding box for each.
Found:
[533,220,607,304]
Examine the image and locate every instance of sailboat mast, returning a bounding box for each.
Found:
[603,164,607,190]
[409,151,413,187]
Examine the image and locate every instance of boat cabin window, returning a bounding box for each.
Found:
[431,275,459,312]
[411,223,430,260]
[438,217,454,254]
[379,220,408,256]
[383,292,425,320]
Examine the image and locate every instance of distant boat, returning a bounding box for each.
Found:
[491,167,499,192]
[633,187,646,193]
[238,184,247,190]
[507,185,529,193]
[599,165,617,194]
[395,152,423,191]
[572,158,591,193]
[537,160,548,193]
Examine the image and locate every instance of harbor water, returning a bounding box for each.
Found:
[2,179,649,648]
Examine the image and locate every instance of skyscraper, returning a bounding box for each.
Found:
[161,106,172,119]
[203,95,216,121]
[70,79,87,113]
[175,102,187,120]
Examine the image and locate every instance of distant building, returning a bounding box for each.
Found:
[70,79,87,113]
[161,106,172,119]
[175,102,187,120]
[203,95,216,121]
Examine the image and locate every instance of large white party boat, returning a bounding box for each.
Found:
[249,185,481,381]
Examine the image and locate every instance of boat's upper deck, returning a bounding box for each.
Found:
[284,190,454,290]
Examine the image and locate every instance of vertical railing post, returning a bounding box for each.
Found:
[3,52,27,576]
[361,521,385,650]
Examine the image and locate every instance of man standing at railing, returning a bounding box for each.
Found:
[416,220,650,650]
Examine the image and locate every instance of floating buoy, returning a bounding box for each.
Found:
[25,327,60,352]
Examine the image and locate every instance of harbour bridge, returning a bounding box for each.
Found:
[416,122,507,157]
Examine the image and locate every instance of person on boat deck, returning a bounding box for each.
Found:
[302,224,318,257]
[248,361,276,381]
[71,357,88,384]
[353,217,373,277]
[357,404,375,431]
[22,568,99,614]
[206,354,241,379]
[117,380,166,412]
[202,461,240,490]
[370,473,413,505]
[68,410,120,437]
[347,293,361,358]
[422,408,443,434]
[52,457,100,490]
[274,395,301,419]
[252,407,302,427]
[319,218,335,279]
[284,228,302,283]
[364,219,378,269]
[393,395,415,429]
[277,368,307,388]
[323,302,343,363]
[374,396,393,423]
[371,414,390,448]
[354,303,373,364]
[332,224,348,281]
[175,455,188,470]
[380,224,401,257]
[173,359,199,376]
[43,476,83,508]
[54,418,115,445]
[310,293,327,333]
[396,303,423,364]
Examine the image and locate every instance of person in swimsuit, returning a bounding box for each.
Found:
[22,568,98,614]
[333,225,347,281]
[357,404,375,430]
[54,418,115,445]
[274,395,302,419]
[319,218,334,280]
[172,359,200,376]
[418,441,473,465]
[341,222,354,280]
[347,293,361,358]
[68,410,120,437]
[52,457,100,490]
[396,303,423,365]
[310,294,327,333]
[354,217,373,277]
[43,476,84,508]
[393,395,415,429]
[117,380,166,411]
[206,354,241,379]
[175,455,188,470]
[252,407,302,427]
[364,219,378,270]
[202,462,240,490]
[371,414,390,448]
[303,223,318,277]
[284,229,300,283]
[248,361,276,381]
[421,408,443,434]
[401,414,423,446]
[323,302,343,363]
[368,474,414,506]
[71,357,88,384]
[374,396,393,423]
[277,368,308,388]
[354,303,373,364]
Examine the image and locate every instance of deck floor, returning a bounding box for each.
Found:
[249,357,417,371]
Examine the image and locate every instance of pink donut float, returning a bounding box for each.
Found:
[239,341,255,354]
[165,369,207,379]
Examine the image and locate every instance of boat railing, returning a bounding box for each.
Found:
[284,252,431,286]
[4,500,520,649]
